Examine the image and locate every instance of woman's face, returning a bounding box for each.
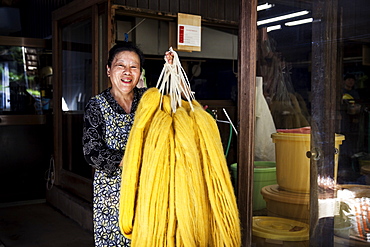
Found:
[107,51,141,95]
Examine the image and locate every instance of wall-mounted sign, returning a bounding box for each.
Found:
[177,13,201,52]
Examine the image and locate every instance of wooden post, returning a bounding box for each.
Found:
[310,0,338,246]
[238,0,257,246]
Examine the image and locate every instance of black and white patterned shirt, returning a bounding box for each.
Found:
[82,87,147,176]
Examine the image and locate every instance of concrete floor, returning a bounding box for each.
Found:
[0,200,94,247]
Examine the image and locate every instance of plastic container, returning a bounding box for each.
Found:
[360,165,370,185]
[254,161,277,210]
[261,184,309,224]
[252,216,309,247]
[271,133,345,193]
[230,163,237,189]
[230,161,276,211]
[359,159,370,168]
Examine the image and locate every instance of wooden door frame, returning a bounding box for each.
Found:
[238,0,257,246]
[52,0,257,243]
[310,0,339,246]
[52,0,111,200]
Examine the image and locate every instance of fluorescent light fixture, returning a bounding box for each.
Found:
[285,18,313,26]
[257,3,274,11]
[257,10,310,26]
[267,25,281,32]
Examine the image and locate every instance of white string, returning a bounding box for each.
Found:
[156,47,194,113]
[223,108,238,136]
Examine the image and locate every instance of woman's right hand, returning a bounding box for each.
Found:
[165,51,174,65]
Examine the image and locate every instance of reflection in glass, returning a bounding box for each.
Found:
[61,17,93,178]
[253,0,370,245]
[61,19,92,112]
[0,45,45,114]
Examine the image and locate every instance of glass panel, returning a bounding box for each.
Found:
[61,19,92,112]
[61,17,92,178]
[254,0,313,220]
[254,0,370,246]
[0,45,48,114]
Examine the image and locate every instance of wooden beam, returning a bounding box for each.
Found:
[52,8,62,186]
[267,0,312,9]
[92,4,99,95]
[113,5,238,28]
[310,0,338,246]
[0,115,46,125]
[238,0,257,246]
[52,0,107,21]
[0,36,46,48]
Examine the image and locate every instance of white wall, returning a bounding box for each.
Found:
[117,18,238,60]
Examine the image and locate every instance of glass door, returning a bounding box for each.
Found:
[52,2,109,202]
[60,13,92,177]
[253,0,370,246]
[0,37,53,203]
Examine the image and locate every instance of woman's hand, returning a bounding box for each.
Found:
[165,51,174,65]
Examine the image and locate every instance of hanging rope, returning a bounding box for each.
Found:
[156,47,194,113]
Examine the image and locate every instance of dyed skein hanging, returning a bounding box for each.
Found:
[119,48,241,247]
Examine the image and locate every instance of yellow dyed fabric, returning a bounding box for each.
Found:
[119,87,161,238]
[191,103,241,247]
[173,106,211,246]
[119,90,241,246]
[131,106,173,246]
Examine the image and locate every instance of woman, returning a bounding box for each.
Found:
[83,43,173,246]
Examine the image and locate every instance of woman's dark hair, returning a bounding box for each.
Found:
[107,43,145,71]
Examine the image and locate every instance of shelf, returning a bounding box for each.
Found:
[0,115,47,126]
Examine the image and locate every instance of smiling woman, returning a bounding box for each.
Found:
[82,43,147,247]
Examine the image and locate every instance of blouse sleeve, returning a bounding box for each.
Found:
[82,98,124,175]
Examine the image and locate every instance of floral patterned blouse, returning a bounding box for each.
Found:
[82,87,147,175]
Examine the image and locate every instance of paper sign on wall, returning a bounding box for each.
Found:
[177,13,201,52]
